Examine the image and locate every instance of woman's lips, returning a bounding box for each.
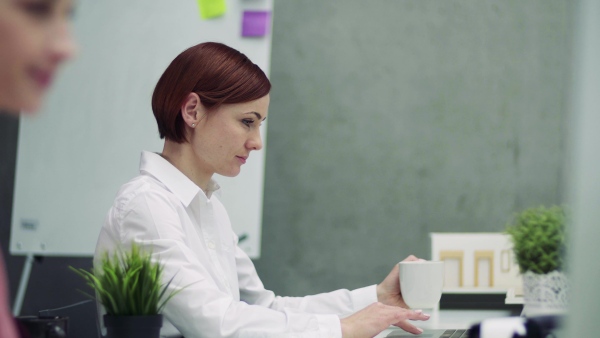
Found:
[30,68,54,90]
[237,156,247,164]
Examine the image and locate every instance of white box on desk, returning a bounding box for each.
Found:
[431,233,522,292]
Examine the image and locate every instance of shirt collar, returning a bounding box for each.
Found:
[138,151,220,206]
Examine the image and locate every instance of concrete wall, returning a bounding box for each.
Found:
[254,0,573,296]
[0,0,572,326]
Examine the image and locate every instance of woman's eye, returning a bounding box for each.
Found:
[242,119,254,127]
[21,1,53,19]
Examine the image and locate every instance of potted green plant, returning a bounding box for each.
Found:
[71,243,182,338]
[505,205,569,315]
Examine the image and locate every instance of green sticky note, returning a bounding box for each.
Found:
[197,0,227,20]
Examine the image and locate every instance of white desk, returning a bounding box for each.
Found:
[375,309,514,338]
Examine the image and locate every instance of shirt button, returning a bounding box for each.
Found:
[208,240,216,249]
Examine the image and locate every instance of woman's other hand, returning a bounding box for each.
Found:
[340,302,430,338]
[376,255,425,308]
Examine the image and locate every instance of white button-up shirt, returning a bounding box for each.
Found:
[95,151,377,338]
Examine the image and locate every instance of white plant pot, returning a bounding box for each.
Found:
[522,270,569,316]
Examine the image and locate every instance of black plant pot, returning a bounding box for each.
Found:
[103,314,163,338]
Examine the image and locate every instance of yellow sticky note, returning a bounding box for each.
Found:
[197,0,227,20]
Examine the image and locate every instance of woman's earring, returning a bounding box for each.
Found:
[191,123,195,127]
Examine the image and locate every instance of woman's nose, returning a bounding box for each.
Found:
[48,21,78,65]
[247,129,263,151]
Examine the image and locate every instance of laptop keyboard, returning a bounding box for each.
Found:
[440,329,468,338]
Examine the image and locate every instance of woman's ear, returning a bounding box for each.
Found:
[180,92,203,128]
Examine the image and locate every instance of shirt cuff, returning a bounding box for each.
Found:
[315,314,343,338]
[350,285,378,311]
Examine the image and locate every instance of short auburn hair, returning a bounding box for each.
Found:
[152,42,271,143]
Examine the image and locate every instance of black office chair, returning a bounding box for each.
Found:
[38,299,102,338]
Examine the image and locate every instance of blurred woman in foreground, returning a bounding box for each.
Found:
[0,0,76,336]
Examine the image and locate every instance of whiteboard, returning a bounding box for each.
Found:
[10,0,273,258]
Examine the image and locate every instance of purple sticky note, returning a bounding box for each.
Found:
[242,10,271,37]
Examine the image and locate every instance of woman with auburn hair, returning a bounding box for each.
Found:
[95,42,430,338]
[0,0,77,337]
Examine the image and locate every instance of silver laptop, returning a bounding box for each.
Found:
[385,328,469,338]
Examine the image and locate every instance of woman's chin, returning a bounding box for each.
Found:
[22,96,44,114]
[4,95,44,115]
[219,169,242,178]
[0,97,29,115]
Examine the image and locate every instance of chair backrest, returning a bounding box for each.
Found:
[38,299,102,338]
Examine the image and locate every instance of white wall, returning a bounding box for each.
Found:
[11,0,273,258]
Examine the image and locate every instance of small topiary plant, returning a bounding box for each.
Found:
[505,205,567,275]
[70,243,182,316]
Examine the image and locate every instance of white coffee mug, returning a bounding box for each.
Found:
[399,261,444,309]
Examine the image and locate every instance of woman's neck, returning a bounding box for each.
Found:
[161,140,212,193]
